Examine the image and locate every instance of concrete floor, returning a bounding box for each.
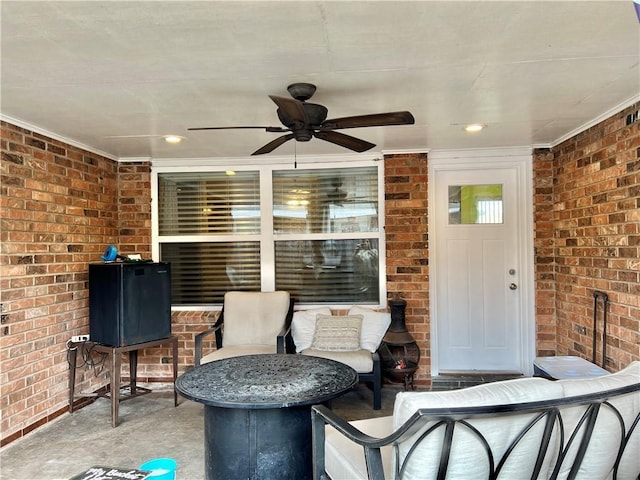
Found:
[0,383,402,480]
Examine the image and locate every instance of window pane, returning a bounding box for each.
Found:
[158,171,260,235]
[273,167,378,234]
[448,184,503,224]
[161,242,260,305]
[154,163,384,306]
[275,239,379,304]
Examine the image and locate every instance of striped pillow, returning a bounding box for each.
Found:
[311,315,363,352]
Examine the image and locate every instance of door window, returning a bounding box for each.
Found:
[448,184,503,224]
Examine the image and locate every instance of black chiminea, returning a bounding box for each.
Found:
[379,298,420,390]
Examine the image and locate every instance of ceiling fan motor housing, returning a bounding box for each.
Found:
[277,102,329,142]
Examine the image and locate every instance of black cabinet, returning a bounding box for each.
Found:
[89,262,172,346]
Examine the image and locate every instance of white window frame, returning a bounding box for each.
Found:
[151,154,387,311]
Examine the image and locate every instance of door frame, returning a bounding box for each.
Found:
[428,147,536,376]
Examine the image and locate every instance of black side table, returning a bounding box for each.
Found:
[176,353,357,480]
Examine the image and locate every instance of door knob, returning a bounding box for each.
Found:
[509,283,518,290]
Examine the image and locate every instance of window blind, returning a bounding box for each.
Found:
[158,171,260,235]
[273,167,379,304]
[155,164,382,306]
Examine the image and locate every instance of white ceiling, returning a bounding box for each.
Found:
[1,1,639,161]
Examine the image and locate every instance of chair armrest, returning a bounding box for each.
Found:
[311,404,390,480]
[372,351,381,366]
[311,405,441,480]
[194,324,223,366]
[278,297,296,354]
[277,324,295,353]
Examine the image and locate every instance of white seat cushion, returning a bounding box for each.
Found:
[325,416,394,480]
[301,348,373,373]
[392,377,565,479]
[555,361,640,480]
[200,344,276,364]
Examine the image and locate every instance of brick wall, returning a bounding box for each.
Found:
[0,121,118,444]
[533,149,557,356]
[117,163,152,257]
[552,102,640,370]
[2,103,639,444]
[383,153,430,383]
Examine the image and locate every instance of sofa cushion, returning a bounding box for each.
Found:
[311,315,363,352]
[301,348,373,373]
[392,377,565,479]
[348,306,391,353]
[325,416,394,480]
[291,307,333,353]
[555,361,640,480]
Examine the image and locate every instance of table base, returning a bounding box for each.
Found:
[205,405,313,480]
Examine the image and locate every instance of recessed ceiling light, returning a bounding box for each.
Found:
[464,124,485,133]
[225,170,236,176]
[163,135,184,144]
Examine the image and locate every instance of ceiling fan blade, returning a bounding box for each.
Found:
[314,130,375,153]
[321,111,415,130]
[251,133,295,155]
[188,126,287,132]
[269,95,308,124]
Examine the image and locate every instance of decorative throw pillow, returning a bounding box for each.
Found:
[310,314,363,352]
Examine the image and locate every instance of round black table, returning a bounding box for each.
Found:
[175,354,358,480]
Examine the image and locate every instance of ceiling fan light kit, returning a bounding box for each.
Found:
[188,83,415,155]
[286,82,316,101]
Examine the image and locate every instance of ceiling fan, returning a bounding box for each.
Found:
[188,83,415,155]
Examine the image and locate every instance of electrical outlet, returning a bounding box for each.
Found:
[71,335,90,343]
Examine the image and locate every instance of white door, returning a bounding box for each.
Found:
[429,149,534,374]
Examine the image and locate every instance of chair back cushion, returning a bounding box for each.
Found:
[292,307,333,352]
[221,291,290,347]
[392,377,565,479]
[554,361,640,480]
[348,306,391,353]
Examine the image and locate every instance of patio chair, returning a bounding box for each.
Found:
[194,291,294,366]
[311,362,640,480]
[291,306,391,410]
